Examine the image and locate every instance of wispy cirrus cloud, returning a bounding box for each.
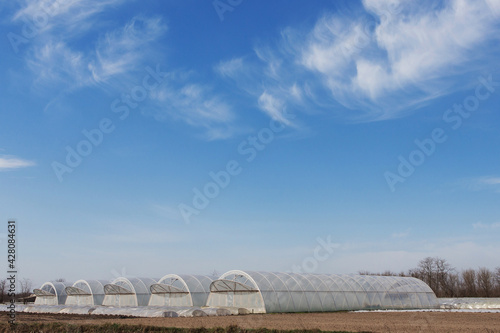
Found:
[11,2,239,140]
[217,0,500,123]
[27,41,90,89]
[90,16,167,83]
[12,0,126,36]
[0,155,35,170]
[11,0,166,93]
[258,92,293,126]
[24,15,167,91]
[465,176,500,193]
[472,221,500,230]
[148,77,238,140]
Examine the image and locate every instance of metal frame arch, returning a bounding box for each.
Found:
[209,270,266,312]
[106,277,138,306]
[156,274,189,292]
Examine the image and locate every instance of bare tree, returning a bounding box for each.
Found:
[407,268,422,280]
[55,278,66,282]
[361,257,500,297]
[407,257,457,297]
[0,279,6,303]
[461,269,477,297]
[19,278,32,298]
[477,267,494,297]
[381,270,398,276]
[416,257,437,293]
[495,267,500,297]
[435,258,455,297]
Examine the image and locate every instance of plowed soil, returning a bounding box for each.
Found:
[2,311,500,332]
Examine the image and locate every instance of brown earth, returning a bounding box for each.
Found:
[2,311,500,332]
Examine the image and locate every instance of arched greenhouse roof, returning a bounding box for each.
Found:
[207,270,439,313]
[103,277,156,307]
[65,279,108,306]
[34,281,71,305]
[149,274,213,307]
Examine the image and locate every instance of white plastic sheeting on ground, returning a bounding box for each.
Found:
[59,306,97,315]
[440,298,500,309]
[0,304,241,317]
[0,304,27,313]
[24,305,68,313]
[92,306,171,317]
[355,308,500,313]
[90,306,238,317]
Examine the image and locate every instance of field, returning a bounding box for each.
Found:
[2,311,500,333]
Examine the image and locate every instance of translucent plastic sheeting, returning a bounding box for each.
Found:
[149,274,213,307]
[59,306,97,315]
[103,277,156,307]
[65,280,108,306]
[440,298,500,309]
[20,305,237,317]
[207,270,440,313]
[24,305,68,313]
[0,304,27,313]
[33,281,72,305]
[91,306,169,317]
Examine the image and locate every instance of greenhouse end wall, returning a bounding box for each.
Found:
[65,280,108,306]
[148,274,213,307]
[34,282,71,305]
[102,277,156,307]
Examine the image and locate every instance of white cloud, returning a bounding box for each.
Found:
[299,0,500,119]
[219,0,500,123]
[12,0,166,93]
[0,155,35,170]
[12,2,237,139]
[465,176,500,192]
[257,91,292,126]
[216,57,245,78]
[148,80,237,140]
[13,0,125,36]
[472,222,500,229]
[91,16,167,82]
[24,16,167,91]
[27,41,89,88]
[478,177,500,185]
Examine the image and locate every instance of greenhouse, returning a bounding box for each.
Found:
[65,280,108,306]
[34,281,71,305]
[148,274,213,307]
[102,277,156,307]
[206,270,439,313]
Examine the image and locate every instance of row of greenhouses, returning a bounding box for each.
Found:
[33,270,440,313]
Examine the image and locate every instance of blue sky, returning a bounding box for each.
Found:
[1,0,500,285]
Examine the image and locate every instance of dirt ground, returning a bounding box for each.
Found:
[2,311,500,333]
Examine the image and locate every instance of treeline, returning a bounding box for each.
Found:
[0,278,32,303]
[359,257,500,298]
